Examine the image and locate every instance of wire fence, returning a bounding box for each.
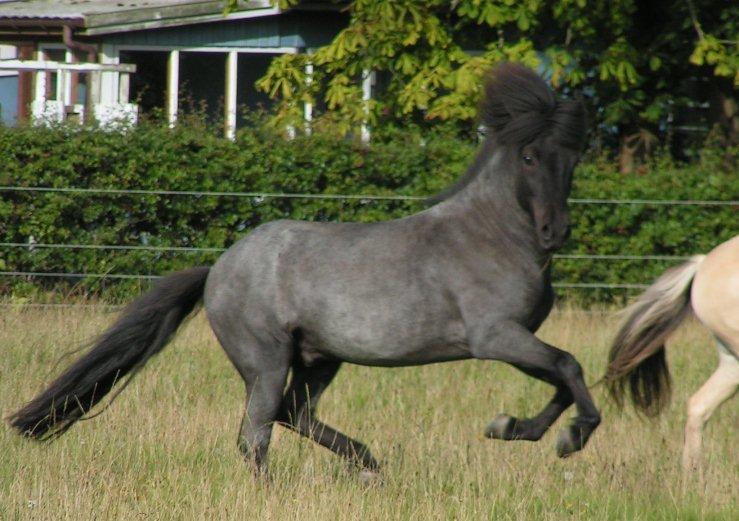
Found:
[0,270,652,289]
[1,186,736,294]
[0,301,621,315]
[0,242,696,261]
[0,242,227,253]
[0,302,124,310]
[1,185,738,206]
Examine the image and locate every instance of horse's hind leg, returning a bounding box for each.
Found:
[278,358,380,476]
[207,315,291,475]
[682,339,739,474]
[237,363,289,474]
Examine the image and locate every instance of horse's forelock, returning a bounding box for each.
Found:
[481,63,586,150]
[427,64,586,206]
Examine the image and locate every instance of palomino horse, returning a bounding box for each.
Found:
[9,64,600,477]
[606,235,739,472]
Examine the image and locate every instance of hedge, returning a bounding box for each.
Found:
[0,120,736,303]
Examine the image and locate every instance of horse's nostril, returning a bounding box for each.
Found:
[541,224,552,238]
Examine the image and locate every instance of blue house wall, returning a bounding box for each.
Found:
[105,13,344,50]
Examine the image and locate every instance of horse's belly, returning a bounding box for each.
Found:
[300,336,470,367]
[296,307,469,367]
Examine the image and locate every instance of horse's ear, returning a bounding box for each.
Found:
[550,98,588,151]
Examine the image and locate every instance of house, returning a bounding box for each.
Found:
[0,0,348,136]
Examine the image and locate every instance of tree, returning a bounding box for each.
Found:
[229,1,738,161]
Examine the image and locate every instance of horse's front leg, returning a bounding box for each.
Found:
[682,341,739,475]
[471,321,601,457]
[485,383,572,443]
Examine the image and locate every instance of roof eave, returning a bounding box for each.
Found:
[82,1,277,36]
[0,18,84,29]
[0,1,278,37]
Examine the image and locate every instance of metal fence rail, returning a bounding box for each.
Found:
[0,302,618,315]
[1,185,738,206]
[0,242,696,261]
[0,242,226,253]
[0,270,651,290]
[0,271,161,280]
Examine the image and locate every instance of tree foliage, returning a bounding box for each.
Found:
[243,0,737,147]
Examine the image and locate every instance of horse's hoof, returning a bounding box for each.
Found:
[681,454,701,475]
[358,469,383,485]
[485,414,516,440]
[556,427,581,458]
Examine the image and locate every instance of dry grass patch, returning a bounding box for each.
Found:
[1,304,736,519]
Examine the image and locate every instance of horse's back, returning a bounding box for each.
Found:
[692,235,739,352]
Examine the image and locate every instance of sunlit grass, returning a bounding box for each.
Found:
[1,304,736,519]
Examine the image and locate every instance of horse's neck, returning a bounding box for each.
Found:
[436,166,542,262]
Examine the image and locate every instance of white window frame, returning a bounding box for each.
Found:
[114,44,300,137]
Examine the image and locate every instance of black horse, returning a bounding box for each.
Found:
[9,63,600,478]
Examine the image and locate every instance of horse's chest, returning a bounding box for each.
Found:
[510,269,553,331]
[523,283,554,331]
[464,259,552,330]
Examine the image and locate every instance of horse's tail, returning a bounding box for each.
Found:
[605,255,705,416]
[7,266,210,440]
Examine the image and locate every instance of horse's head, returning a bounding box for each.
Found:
[513,132,582,251]
[480,63,586,252]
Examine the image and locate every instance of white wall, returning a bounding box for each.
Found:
[0,44,18,77]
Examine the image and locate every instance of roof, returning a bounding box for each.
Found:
[0,0,279,35]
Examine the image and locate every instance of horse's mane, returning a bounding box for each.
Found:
[428,63,586,205]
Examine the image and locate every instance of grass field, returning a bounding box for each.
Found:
[0,304,736,520]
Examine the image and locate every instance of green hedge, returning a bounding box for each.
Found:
[0,120,736,303]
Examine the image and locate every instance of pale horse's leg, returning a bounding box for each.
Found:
[682,339,739,474]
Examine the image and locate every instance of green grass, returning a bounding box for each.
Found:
[0,305,736,520]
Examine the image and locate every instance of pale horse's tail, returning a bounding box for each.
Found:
[604,255,706,416]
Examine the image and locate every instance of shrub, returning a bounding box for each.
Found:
[0,119,736,303]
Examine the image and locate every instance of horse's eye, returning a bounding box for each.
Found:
[522,155,535,166]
